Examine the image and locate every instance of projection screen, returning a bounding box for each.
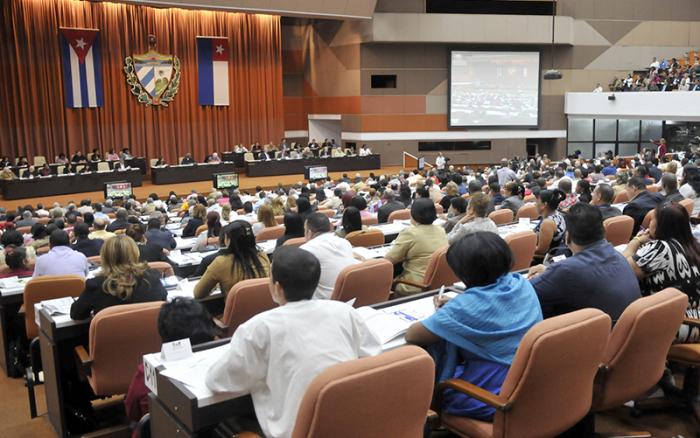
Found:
[449,51,540,127]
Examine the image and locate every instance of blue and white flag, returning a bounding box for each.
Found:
[59,28,104,108]
[197,36,229,106]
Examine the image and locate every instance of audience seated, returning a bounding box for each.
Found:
[34,230,89,278]
[194,220,270,299]
[72,223,103,258]
[405,231,542,421]
[623,202,700,342]
[124,297,217,426]
[623,177,665,236]
[89,217,115,241]
[377,189,405,224]
[386,198,448,296]
[661,173,684,203]
[205,246,381,437]
[275,213,304,247]
[182,204,206,238]
[300,213,358,299]
[447,193,498,244]
[69,235,167,319]
[0,245,33,278]
[144,217,176,250]
[534,189,567,258]
[591,184,622,220]
[679,164,700,215]
[443,197,467,234]
[106,208,129,233]
[192,212,222,252]
[335,207,364,239]
[125,223,168,263]
[252,204,276,236]
[499,182,524,216]
[529,204,641,322]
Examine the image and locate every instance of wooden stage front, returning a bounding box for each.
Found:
[0,166,405,210]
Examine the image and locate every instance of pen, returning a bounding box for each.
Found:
[438,285,445,300]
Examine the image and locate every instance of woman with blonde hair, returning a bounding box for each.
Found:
[220,204,232,225]
[285,195,297,213]
[70,235,167,319]
[270,197,285,217]
[182,203,207,237]
[252,204,277,236]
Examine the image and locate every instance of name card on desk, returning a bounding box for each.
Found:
[161,338,193,362]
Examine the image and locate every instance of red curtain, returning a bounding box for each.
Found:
[0,0,284,163]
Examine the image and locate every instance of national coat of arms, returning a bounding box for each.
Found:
[124,35,181,107]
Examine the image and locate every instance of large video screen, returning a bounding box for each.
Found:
[213,172,239,190]
[449,51,540,127]
[104,181,132,199]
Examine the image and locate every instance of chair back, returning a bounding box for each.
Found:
[361,215,378,226]
[24,275,85,339]
[523,194,536,203]
[37,217,50,225]
[244,152,255,162]
[97,162,110,172]
[593,289,688,411]
[282,237,307,247]
[149,158,158,168]
[291,346,434,438]
[195,224,208,237]
[515,203,538,221]
[88,302,163,396]
[331,259,393,307]
[504,230,536,271]
[613,191,629,204]
[147,262,175,277]
[489,209,514,225]
[422,246,459,290]
[387,209,411,223]
[16,226,32,235]
[274,215,285,225]
[680,198,694,216]
[641,208,655,230]
[346,229,385,247]
[56,165,65,174]
[603,215,634,246]
[221,278,277,336]
[255,225,285,242]
[33,156,46,167]
[492,309,611,438]
[318,209,336,218]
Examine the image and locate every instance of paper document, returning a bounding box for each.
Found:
[159,345,229,402]
[358,292,457,344]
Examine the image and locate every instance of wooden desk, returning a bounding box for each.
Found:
[245,155,381,177]
[1,169,143,200]
[38,285,225,437]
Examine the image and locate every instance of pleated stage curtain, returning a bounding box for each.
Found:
[0,0,284,163]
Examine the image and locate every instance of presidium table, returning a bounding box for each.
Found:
[245,154,381,177]
[151,163,239,185]
[0,169,143,200]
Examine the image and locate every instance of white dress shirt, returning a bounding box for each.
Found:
[300,233,359,299]
[358,147,372,157]
[205,300,381,438]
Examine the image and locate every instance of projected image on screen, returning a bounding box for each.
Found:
[450,51,540,127]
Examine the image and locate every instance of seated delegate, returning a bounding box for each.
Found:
[205,246,381,437]
[194,220,270,299]
[70,235,167,319]
[529,203,641,323]
[405,232,542,421]
[385,198,448,296]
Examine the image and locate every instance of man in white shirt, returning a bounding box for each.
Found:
[205,246,381,438]
[300,213,359,299]
[496,158,517,186]
[435,152,446,170]
[592,83,603,93]
[33,230,89,278]
[358,144,372,157]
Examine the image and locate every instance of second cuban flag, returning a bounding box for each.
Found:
[197,36,229,106]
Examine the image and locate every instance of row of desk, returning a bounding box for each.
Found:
[5,158,148,176]
[245,154,381,177]
[0,169,143,200]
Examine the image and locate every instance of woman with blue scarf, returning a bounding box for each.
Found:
[406,231,542,421]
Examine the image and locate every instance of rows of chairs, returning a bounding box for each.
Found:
[69,286,690,437]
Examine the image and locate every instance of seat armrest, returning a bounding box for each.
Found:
[438,379,512,412]
[684,317,700,328]
[74,345,93,376]
[393,278,429,291]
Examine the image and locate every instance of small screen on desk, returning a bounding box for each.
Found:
[213,172,239,189]
[104,181,132,199]
[306,166,328,180]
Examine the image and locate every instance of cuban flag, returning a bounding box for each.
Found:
[197,37,230,106]
[59,28,104,108]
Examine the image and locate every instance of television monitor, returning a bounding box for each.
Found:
[449,50,540,127]
[213,172,239,190]
[104,181,132,199]
[305,165,328,181]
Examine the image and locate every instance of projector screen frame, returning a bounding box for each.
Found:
[447,48,542,129]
